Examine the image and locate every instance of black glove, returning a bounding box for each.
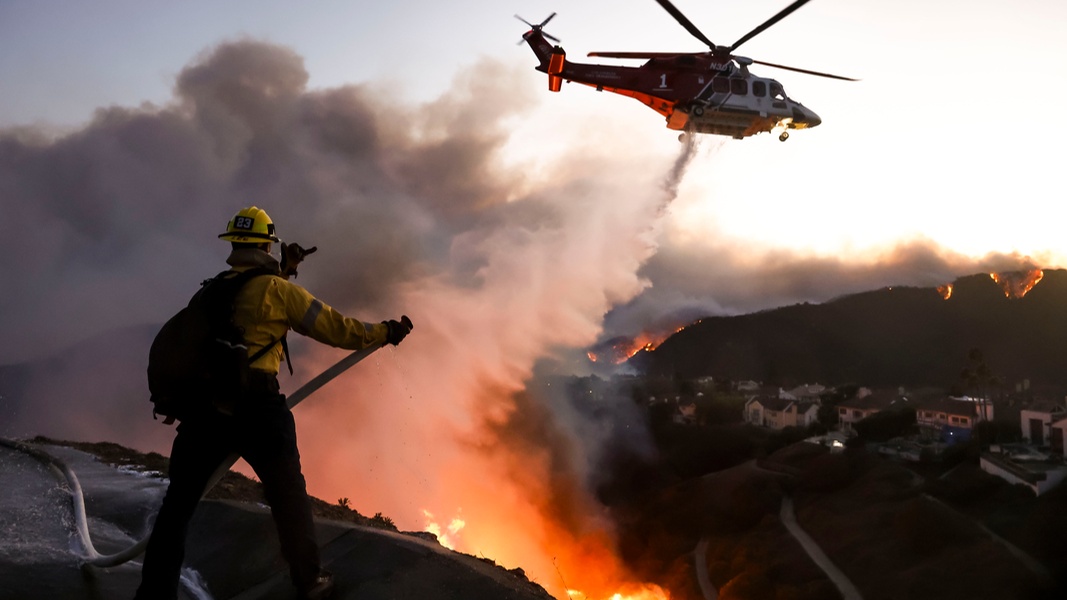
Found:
[383,315,413,346]
[280,242,318,279]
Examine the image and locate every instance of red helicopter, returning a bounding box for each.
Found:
[518,0,857,141]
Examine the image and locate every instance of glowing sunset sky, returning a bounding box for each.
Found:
[4,0,1065,268]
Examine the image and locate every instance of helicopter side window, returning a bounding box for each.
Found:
[752,81,767,97]
[731,79,748,95]
[770,82,786,101]
[712,77,730,94]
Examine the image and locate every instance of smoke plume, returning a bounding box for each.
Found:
[0,39,692,598]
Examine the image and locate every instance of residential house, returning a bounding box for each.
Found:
[745,396,819,430]
[837,389,908,433]
[1020,402,1067,454]
[1054,421,1067,456]
[915,396,993,442]
[981,445,1067,496]
[973,402,1067,494]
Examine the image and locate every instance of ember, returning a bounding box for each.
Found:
[937,284,953,300]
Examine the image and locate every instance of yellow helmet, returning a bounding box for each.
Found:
[218,206,281,243]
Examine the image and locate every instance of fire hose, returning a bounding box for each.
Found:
[0,323,407,568]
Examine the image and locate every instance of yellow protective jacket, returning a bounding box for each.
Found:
[226,249,389,374]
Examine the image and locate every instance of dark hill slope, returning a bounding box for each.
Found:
[641,270,1067,388]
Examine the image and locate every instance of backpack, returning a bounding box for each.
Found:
[147,267,286,424]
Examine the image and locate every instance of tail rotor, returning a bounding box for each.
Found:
[516,12,560,44]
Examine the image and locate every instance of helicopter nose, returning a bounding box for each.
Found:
[802,107,821,128]
[791,104,820,128]
[788,105,820,130]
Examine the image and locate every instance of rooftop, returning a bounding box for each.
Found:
[982,449,1067,484]
[915,396,985,417]
[839,390,908,411]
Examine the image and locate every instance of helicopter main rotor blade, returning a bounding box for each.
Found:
[654,0,717,50]
[729,0,811,52]
[751,58,859,81]
[588,51,695,59]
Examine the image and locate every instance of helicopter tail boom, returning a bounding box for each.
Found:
[523,27,568,92]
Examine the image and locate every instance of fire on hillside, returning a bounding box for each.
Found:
[587,322,699,364]
[990,269,1044,298]
[936,269,1044,300]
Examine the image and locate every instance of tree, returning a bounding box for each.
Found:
[817,402,840,428]
[854,407,917,442]
[959,348,1002,444]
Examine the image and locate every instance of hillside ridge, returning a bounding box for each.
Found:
[640,269,1067,389]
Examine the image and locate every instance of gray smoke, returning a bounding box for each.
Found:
[601,236,1051,344]
[0,41,535,364]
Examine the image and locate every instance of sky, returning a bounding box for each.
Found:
[2,1,1067,598]
[5,0,1066,260]
[4,0,1066,267]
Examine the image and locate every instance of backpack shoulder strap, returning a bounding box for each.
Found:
[246,334,293,376]
[228,267,295,375]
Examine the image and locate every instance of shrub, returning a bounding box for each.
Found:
[370,512,395,529]
[854,407,916,442]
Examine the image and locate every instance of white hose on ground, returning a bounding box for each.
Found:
[0,341,387,568]
[0,436,143,565]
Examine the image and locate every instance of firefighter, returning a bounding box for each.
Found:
[135,206,410,600]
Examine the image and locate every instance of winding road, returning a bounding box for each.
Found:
[779,496,862,600]
[692,458,863,600]
[692,538,716,600]
[692,496,862,600]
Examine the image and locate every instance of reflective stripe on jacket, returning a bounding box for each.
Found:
[231,267,389,374]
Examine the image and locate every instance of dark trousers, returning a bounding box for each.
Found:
[134,380,320,599]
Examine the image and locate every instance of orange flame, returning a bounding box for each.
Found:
[937,284,953,300]
[568,586,671,600]
[989,269,1044,298]
[423,509,466,550]
[291,280,686,600]
[588,323,694,364]
[587,334,662,364]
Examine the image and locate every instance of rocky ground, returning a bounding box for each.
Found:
[2,436,554,600]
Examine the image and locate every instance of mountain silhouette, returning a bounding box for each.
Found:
[638,269,1067,389]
